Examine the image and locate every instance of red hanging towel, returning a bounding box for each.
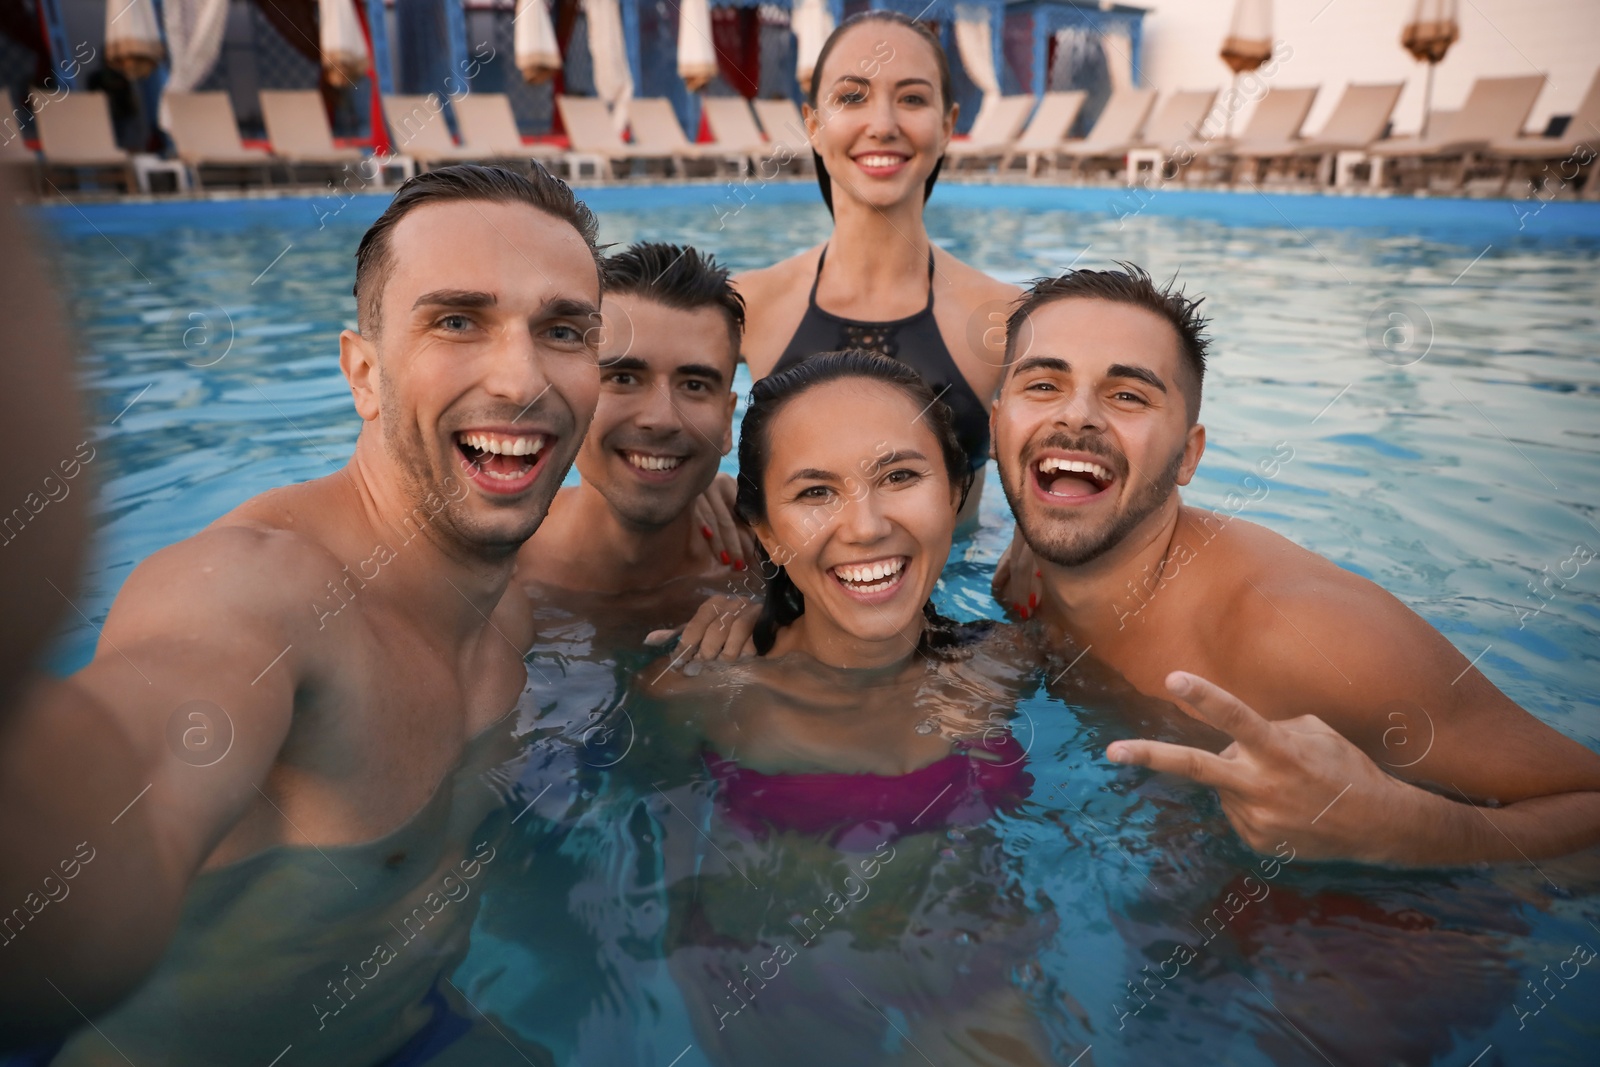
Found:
[710,6,760,99]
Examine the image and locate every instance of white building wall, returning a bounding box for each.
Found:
[1136,0,1600,138]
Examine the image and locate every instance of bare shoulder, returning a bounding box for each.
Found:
[104,480,357,647]
[733,245,824,377]
[1189,513,1464,718]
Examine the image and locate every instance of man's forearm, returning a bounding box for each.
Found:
[1372,782,1600,866]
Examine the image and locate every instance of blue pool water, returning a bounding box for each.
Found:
[30,182,1600,1066]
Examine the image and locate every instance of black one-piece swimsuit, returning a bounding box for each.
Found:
[771,246,990,471]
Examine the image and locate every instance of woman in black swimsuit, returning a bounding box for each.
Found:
[734,10,1021,518]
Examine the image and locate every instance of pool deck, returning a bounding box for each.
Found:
[32,177,1600,246]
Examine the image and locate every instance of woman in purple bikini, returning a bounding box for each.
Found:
[644,351,1054,1066]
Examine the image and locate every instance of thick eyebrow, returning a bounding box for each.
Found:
[677,363,726,384]
[542,297,601,322]
[1012,356,1072,376]
[1011,356,1168,394]
[830,75,935,91]
[413,289,494,311]
[410,292,600,325]
[597,357,726,385]
[866,449,928,473]
[785,467,840,486]
[1107,364,1168,393]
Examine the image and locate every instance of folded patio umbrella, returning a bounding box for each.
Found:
[515,0,562,84]
[104,0,165,80]
[1219,0,1272,137]
[586,0,634,134]
[1401,0,1460,137]
[793,0,834,89]
[318,0,369,89]
[678,0,717,92]
[158,0,229,130]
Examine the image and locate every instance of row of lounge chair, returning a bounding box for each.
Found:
[7,69,1596,197]
[949,68,1599,195]
[1,87,817,192]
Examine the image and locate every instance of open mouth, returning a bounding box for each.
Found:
[619,450,686,481]
[829,556,909,601]
[1031,456,1115,502]
[456,430,550,495]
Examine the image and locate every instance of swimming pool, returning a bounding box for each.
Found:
[31,182,1600,1066]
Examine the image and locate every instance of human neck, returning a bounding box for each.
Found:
[339,438,518,643]
[546,480,699,594]
[825,192,931,290]
[773,609,924,673]
[1034,496,1186,640]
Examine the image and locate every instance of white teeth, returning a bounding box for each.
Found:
[856,154,903,168]
[832,558,906,585]
[1036,457,1112,482]
[461,432,545,457]
[624,452,683,472]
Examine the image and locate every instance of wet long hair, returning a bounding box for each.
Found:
[735,351,976,658]
[805,11,953,216]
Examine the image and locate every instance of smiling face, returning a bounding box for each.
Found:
[575,293,738,529]
[805,21,954,212]
[753,379,961,664]
[341,199,602,555]
[992,298,1206,568]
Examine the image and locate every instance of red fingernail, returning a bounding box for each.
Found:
[702,525,714,540]
[1035,569,1042,579]
[734,559,746,571]
[720,550,731,565]
[1028,592,1039,609]
[1013,602,1024,615]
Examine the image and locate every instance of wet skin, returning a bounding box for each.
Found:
[991,296,1600,865]
[0,197,603,1040]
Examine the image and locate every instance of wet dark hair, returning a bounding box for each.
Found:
[1005,263,1211,422]
[806,11,952,216]
[601,242,746,360]
[353,163,600,336]
[735,350,974,657]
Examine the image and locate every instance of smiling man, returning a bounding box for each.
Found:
[517,242,745,613]
[0,165,599,1056]
[991,266,1600,866]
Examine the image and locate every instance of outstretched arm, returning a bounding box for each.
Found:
[1109,576,1600,866]
[0,528,305,1045]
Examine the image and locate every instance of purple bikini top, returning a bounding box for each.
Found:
[704,733,1032,849]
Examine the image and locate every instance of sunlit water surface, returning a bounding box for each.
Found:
[29,185,1600,1067]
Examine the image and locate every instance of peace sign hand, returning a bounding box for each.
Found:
[1107,671,1411,864]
